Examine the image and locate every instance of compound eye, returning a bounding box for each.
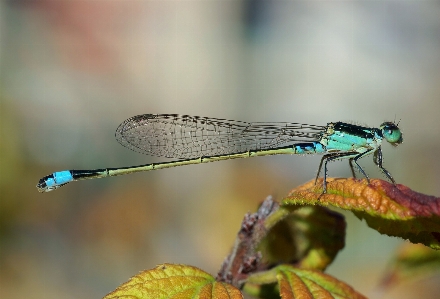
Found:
[380,122,403,145]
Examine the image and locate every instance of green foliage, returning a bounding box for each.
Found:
[103,264,243,299]
[103,178,440,298]
[380,243,440,288]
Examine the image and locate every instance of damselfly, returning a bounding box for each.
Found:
[37,114,403,193]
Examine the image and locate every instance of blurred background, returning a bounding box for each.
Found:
[1,1,439,298]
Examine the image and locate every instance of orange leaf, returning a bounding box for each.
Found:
[103,263,243,299]
[282,178,440,250]
[246,265,367,299]
[276,265,367,299]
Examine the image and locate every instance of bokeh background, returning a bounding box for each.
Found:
[1,1,439,298]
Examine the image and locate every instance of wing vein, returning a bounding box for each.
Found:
[115,114,326,159]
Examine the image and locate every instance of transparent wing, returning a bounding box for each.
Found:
[115,114,326,159]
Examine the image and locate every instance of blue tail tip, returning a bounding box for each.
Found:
[37,171,73,192]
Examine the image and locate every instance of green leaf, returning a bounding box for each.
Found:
[245,264,367,299]
[282,178,440,250]
[260,206,345,271]
[380,243,440,288]
[103,263,243,299]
